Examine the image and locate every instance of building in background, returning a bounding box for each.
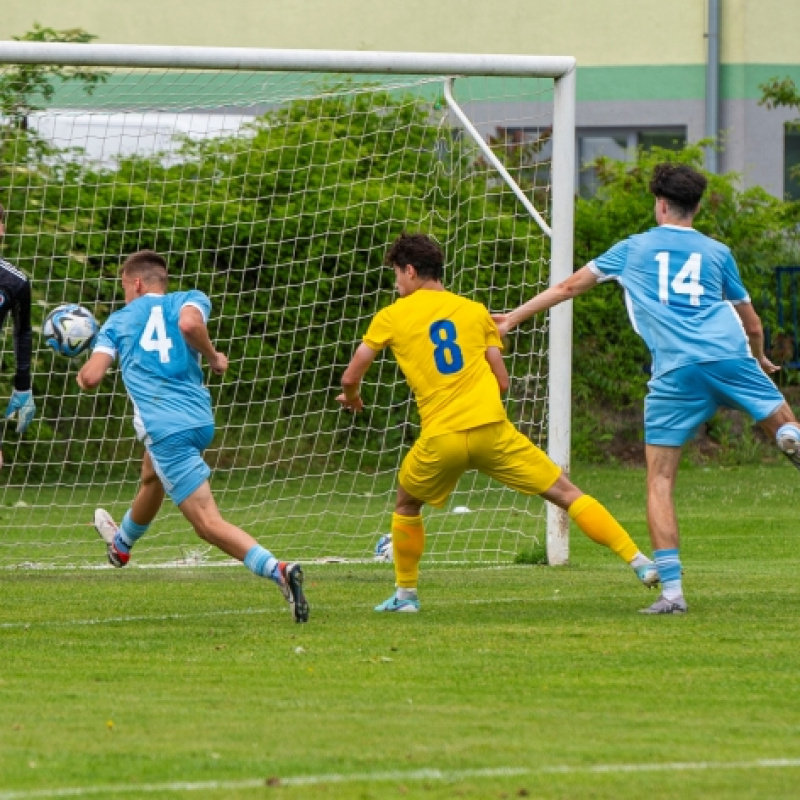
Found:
[3,0,799,197]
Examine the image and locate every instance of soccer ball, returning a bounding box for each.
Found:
[43,304,99,358]
[374,533,393,563]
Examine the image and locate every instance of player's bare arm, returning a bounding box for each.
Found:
[493,265,599,337]
[77,352,114,391]
[734,301,779,374]
[485,346,509,393]
[178,305,228,375]
[337,343,379,412]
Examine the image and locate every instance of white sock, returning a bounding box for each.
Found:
[629,552,652,568]
[396,587,418,600]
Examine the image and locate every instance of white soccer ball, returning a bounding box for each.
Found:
[43,304,99,358]
[373,533,393,563]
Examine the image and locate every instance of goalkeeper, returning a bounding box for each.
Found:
[337,232,658,613]
[77,249,309,623]
[493,162,800,615]
[0,202,35,468]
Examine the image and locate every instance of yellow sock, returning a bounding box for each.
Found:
[568,494,639,563]
[392,512,425,588]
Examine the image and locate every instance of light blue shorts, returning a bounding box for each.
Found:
[645,359,785,447]
[146,425,214,506]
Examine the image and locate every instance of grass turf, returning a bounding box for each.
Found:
[1,463,800,798]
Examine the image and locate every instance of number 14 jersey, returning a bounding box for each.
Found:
[589,224,752,379]
[363,288,506,437]
[94,291,214,443]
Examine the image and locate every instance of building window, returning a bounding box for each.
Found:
[578,127,687,196]
[785,124,800,201]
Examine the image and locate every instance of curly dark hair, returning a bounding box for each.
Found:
[384,232,444,281]
[649,163,707,216]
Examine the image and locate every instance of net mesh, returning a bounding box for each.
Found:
[0,63,555,568]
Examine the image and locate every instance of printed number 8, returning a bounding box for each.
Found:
[429,319,464,375]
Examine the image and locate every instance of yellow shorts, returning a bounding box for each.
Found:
[398,419,561,508]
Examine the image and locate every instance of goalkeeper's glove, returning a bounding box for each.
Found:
[5,390,36,434]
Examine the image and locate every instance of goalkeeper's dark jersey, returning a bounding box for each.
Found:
[0,257,32,391]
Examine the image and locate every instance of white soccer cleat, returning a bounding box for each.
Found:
[634,560,660,589]
[93,508,129,568]
[777,425,800,471]
[639,594,688,615]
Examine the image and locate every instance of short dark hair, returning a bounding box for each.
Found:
[121,249,168,289]
[649,163,707,215]
[384,232,444,281]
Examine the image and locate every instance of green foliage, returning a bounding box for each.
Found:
[0,70,547,479]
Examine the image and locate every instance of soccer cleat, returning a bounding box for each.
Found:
[93,508,129,568]
[278,562,309,623]
[634,561,660,589]
[639,594,688,615]
[776,426,800,472]
[374,591,420,613]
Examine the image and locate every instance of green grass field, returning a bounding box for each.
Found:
[2,463,800,799]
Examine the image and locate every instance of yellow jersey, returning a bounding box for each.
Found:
[363,288,507,437]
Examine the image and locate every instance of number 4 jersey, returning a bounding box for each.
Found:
[588,224,752,379]
[363,288,507,437]
[94,291,214,442]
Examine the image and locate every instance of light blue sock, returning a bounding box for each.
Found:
[244,545,281,583]
[115,511,149,554]
[654,548,683,600]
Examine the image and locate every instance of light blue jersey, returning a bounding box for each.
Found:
[589,225,751,378]
[94,291,214,443]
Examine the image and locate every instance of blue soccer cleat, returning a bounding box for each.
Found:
[374,590,420,613]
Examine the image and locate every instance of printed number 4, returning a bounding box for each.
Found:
[656,251,704,306]
[140,306,173,363]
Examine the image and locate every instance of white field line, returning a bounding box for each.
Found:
[0,595,540,630]
[2,760,800,798]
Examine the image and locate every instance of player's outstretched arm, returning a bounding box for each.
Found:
[179,305,228,375]
[493,265,600,337]
[337,343,378,413]
[77,352,113,391]
[734,301,780,374]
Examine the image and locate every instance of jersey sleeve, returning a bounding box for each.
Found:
[93,317,118,360]
[182,289,211,321]
[719,250,750,304]
[363,306,394,351]
[481,304,503,349]
[589,239,629,282]
[10,280,32,391]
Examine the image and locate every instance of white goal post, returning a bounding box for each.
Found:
[0,43,575,568]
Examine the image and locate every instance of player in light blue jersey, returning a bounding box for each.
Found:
[495,163,800,615]
[77,250,308,623]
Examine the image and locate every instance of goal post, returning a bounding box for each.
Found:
[0,43,575,569]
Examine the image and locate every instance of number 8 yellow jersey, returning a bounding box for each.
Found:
[363,288,507,437]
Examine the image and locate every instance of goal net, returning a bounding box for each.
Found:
[0,45,575,569]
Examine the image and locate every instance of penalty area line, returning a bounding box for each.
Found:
[2,760,800,798]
